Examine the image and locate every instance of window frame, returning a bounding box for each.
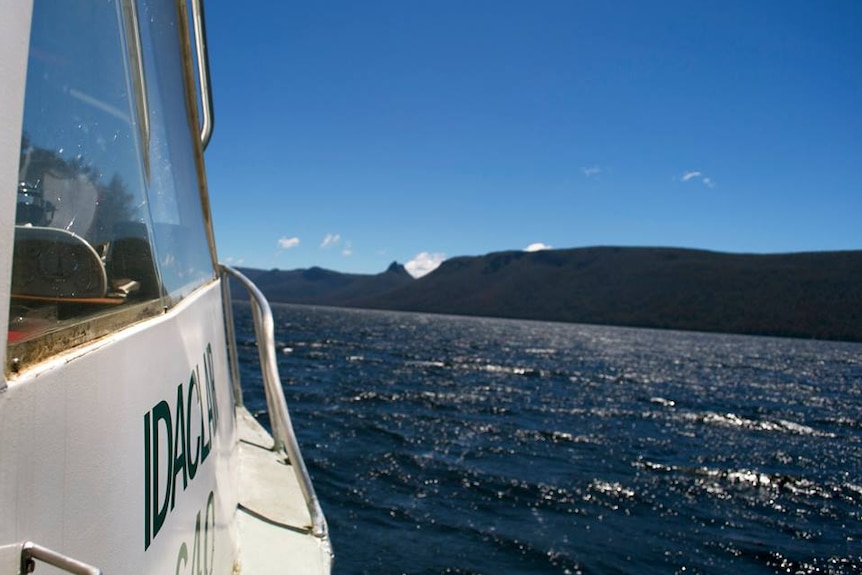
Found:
[6,0,220,375]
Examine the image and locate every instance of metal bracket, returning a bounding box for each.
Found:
[19,542,102,575]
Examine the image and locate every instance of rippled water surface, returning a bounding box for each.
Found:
[234,303,862,575]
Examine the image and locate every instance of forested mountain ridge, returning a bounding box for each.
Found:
[233,247,862,342]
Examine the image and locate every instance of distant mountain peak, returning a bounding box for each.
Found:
[386,261,411,277]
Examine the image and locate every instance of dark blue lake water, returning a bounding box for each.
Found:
[233,303,862,575]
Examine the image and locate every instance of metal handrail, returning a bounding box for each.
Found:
[21,542,102,575]
[219,265,328,539]
[189,0,214,148]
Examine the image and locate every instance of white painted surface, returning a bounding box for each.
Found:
[235,409,333,574]
[0,283,240,573]
[0,0,33,373]
[0,3,332,573]
[237,409,312,529]
[237,510,333,575]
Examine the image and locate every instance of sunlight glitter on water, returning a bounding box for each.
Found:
[233,303,862,575]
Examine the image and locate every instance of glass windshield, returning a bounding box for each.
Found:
[138,0,214,297]
[8,0,215,368]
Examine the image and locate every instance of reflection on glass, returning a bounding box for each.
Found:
[10,0,158,348]
[20,2,149,243]
[138,0,215,298]
[8,0,216,357]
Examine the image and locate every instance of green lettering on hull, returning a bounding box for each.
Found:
[144,345,220,550]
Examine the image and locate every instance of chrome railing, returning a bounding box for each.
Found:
[19,541,102,575]
[218,265,328,539]
[189,0,214,149]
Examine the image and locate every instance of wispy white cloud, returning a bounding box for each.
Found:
[680,170,717,188]
[405,252,446,278]
[277,236,300,250]
[582,165,602,178]
[524,242,552,252]
[320,233,341,248]
[224,256,245,265]
[342,241,353,257]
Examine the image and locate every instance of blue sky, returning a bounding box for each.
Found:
[203,0,861,277]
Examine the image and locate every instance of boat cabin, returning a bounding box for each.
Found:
[0,1,331,573]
